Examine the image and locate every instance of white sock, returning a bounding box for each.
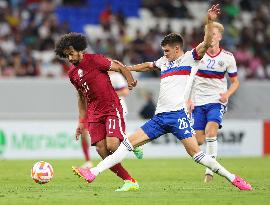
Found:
[90,139,133,176]
[193,151,235,182]
[205,137,217,176]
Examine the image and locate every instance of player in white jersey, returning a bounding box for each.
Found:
[73,4,252,191]
[109,71,129,117]
[187,22,240,183]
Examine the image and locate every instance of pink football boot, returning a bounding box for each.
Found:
[232,176,252,190]
[72,166,96,183]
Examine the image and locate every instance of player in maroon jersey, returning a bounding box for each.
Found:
[55,32,141,191]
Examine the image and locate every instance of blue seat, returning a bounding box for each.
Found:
[55,0,140,27]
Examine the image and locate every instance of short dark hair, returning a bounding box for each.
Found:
[55,32,87,58]
[161,33,184,48]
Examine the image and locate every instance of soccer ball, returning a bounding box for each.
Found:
[31,161,54,184]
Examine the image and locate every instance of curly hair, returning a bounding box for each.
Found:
[161,33,184,48]
[55,32,87,58]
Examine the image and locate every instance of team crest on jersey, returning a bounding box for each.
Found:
[218,61,225,67]
[78,69,83,78]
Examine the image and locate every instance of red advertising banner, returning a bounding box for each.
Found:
[264,121,270,155]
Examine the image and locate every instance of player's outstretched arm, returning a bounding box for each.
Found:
[110,61,137,90]
[196,4,221,58]
[127,62,157,72]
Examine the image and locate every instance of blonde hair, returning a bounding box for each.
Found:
[205,21,224,34]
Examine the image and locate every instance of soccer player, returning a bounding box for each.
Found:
[55,32,142,192]
[186,22,240,183]
[79,70,143,169]
[81,69,143,169]
[73,4,252,191]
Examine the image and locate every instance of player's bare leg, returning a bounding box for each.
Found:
[106,136,121,153]
[195,130,205,146]
[181,135,252,190]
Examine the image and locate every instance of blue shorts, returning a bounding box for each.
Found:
[192,103,226,130]
[141,109,194,140]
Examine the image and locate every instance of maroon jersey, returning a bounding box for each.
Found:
[68,53,123,122]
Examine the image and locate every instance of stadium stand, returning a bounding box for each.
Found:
[0,0,269,79]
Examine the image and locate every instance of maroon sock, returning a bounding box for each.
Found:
[81,137,90,161]
[110,163,136,182]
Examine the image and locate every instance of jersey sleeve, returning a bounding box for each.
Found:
[227,55,238,77]
[184,49,201,67]
[92,54,112,72]
[153,57,164,69]
[111,73,127,90]
[191,48,202,61]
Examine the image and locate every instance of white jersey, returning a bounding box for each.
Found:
[154,49,200,114]
[109,72,128,116]
[191,49,237,106]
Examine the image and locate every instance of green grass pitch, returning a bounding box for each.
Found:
[0,157,270,205]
